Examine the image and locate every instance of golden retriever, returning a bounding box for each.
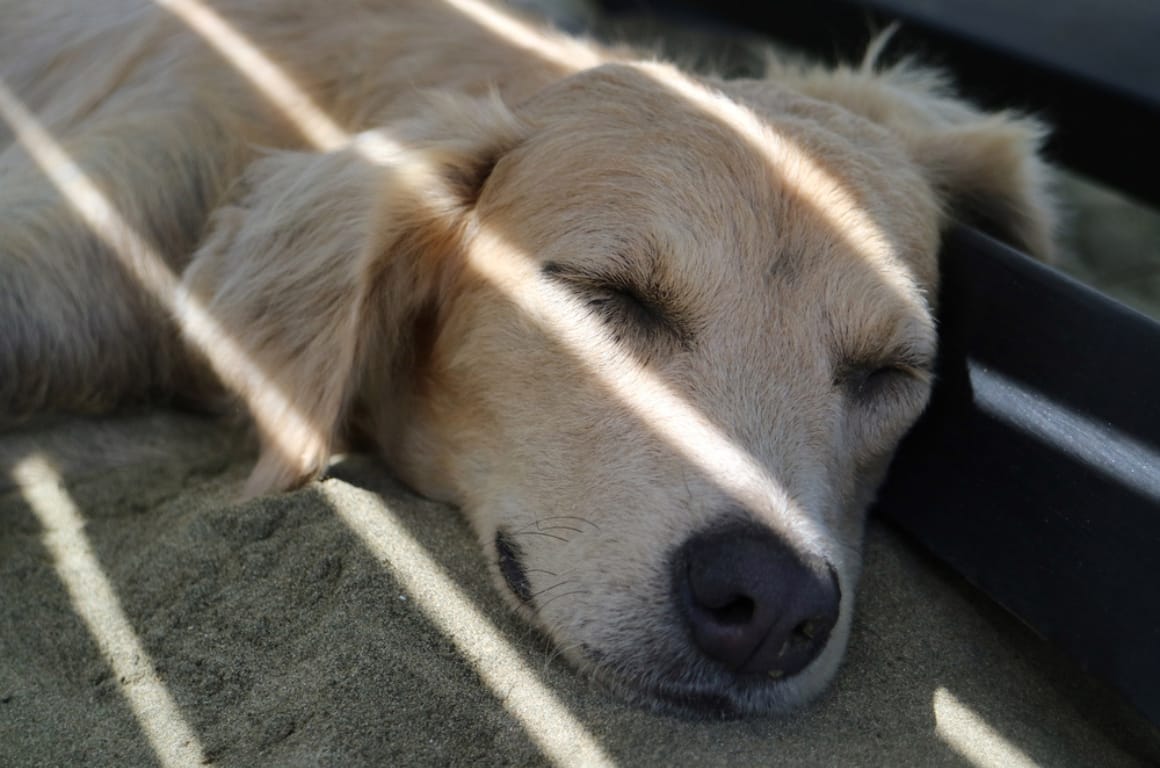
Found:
[0,0,1054,715]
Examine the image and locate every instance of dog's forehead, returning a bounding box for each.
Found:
[488,76,935,318]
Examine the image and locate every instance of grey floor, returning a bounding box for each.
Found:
[2,412,1159,767]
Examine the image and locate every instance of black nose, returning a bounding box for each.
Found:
[673,521,840,677]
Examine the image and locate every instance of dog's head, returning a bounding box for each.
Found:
[183,60,1052,715]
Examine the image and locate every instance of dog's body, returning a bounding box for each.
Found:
[1,0,1054,715]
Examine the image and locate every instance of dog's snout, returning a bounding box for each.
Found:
[674,522,840,677]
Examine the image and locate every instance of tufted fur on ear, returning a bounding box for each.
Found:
[178,95,527,497]
[772,48,1056,259]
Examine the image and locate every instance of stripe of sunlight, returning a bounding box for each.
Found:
[933,687,1040,768]
[11,455,207,767]
[152,0,583,159]
[150,0,348,151]
[971,365,1160,503]
[323,482,617,768]
[636,64,930,319]
[150,0,404,160]
[0,77,321,478]
[440,0,603,69]
[464,233,824,548]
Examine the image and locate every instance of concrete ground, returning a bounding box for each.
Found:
[3,3,1159,766]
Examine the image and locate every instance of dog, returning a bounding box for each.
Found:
[0,0,1054,715]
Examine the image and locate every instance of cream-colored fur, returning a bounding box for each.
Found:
[0,0,1054,714]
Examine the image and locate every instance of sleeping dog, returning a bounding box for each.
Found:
[0,0,1053,714]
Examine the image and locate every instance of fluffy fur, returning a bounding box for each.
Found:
[0,0,1054,715]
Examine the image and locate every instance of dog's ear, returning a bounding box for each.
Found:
[902,101,1055,260]
[777,59,1056,259]
[179,98,526,496]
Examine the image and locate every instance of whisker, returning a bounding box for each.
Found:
[530,580,577,599]
[530,525,585,535]
[535,515,602,531]
[542,639,588,673]
[510,530,570,543]
[536,589,591,612]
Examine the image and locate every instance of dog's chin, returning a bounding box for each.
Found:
[577,651,844,718]
[564,616,852,718]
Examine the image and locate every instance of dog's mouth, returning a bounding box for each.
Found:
[495,529,534,604]
[577,643,828,718]
[606,676,743,717]
[493,525,844,716]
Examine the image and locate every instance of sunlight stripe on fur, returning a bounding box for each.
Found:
[151,0,571,162]
[441,0,600,70]
[147,2,409,165]
[636,65,927,315]
[150,0,349,150]
[0,79,177,303]
[324,481,617,768]
[11,455,207,768]
[466,229,832,551]
[934,687,1040,768]
[0,78,322,486]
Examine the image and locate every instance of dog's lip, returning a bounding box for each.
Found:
[639,682,741,717]
[585,655,793,717]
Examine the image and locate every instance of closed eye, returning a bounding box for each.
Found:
[586,284,666,332]
[838,356,934,453]
[838,358,933,402]
[542,262,691,351]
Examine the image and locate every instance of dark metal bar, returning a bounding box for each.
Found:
[874,226,1160,725]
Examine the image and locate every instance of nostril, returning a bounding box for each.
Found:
[709,596,755,626]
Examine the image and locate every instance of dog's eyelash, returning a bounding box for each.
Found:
[854,366,909,399]
[542,262,691,349]
[587,285,664,325]
[836,356,932,400]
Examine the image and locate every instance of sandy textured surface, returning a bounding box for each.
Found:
[1,411,1157,767]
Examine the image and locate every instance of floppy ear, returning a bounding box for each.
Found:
[903,101,1055,260]
[179,99,526,496]
[778,58,1056,259]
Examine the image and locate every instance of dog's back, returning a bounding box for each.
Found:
[0,0,615,417]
